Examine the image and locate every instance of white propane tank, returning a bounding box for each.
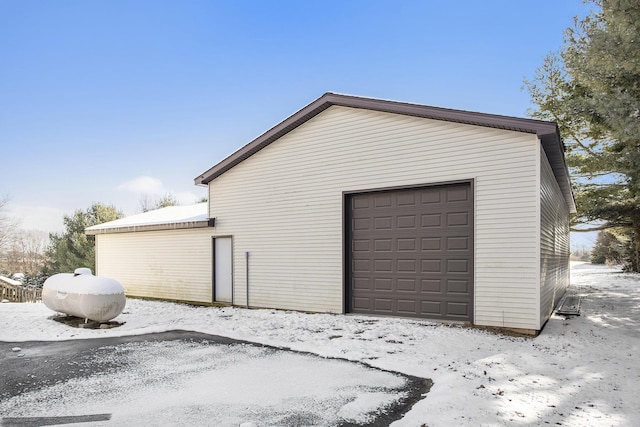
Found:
[42,268,126,322]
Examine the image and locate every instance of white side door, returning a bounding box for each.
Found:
[214,237,233,303]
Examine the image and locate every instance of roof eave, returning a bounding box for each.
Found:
[85,218,215,235]
[538,130,577,213]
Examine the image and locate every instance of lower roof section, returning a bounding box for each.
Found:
[85,203,213,235]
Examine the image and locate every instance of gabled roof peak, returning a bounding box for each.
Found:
[195,93,574,212]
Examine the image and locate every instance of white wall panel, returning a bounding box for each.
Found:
[95,229,216,303]
[539,145,571,327]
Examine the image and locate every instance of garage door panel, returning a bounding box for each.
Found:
[374,298,393,312]
[421,279,442,293]
[374,217,393,230]
[447,236,468,251]
[421,259,442,273]
[397,215,417,229]
[447,259,469,273]
[374,194,392,208]
[447,302,470,317]
[353,278,370,290]
[397,259,417,272]
[398,278,417,292]
[421,214,441,228]
[353,297,371,310]
[353,239,370,252]
[421,237,442,251]
[348,183,473,321]
[447,212,469,226]
[398,238,417,251]
[374,278,392,291]
[446,186,470,202]
[353,197,370,209]
[420,190,441,204]
[374,259,392,272]
[397,192,417,206]
[447,279,470,293]
[397,299,417,314]
[421,300,442,315]
[353,218,370,230]
[374,239,392,251]
[353,259,371,273]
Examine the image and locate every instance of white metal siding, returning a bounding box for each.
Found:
[95,229,216,303]
[539,145,571,327]
[209,106,541,329]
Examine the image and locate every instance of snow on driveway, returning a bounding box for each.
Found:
[1,333,423,426]
[1,262,639,426]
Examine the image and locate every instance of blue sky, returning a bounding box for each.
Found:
[0,0,594,248]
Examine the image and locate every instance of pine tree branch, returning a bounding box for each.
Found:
[571,225,610,232]
[579,183,625,188]
[571,221,632,232]
[554,116,598,156]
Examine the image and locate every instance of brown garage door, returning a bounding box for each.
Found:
[347,182,473,321]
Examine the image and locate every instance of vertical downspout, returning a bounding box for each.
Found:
[245,251,249,309]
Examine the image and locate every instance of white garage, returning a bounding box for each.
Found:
[195,93,575,333]
[90,93,575,334]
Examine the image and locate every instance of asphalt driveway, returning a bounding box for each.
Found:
[0,331,430,426]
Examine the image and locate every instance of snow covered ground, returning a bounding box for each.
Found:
[1,262,639,426]
[1,335,420,426]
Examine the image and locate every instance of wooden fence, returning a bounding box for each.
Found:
[0,276,42,303]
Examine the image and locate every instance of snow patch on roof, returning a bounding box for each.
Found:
[86,203,208,231]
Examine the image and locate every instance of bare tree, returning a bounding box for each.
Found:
[0,195,18,253]
[3,230,48,274]
[139,193,179,213]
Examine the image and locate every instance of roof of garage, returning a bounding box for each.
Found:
[85,203,212,235]
[195,92,575,213]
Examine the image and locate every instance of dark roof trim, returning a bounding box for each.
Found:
[86,219,215,235]
[195,92,575,212]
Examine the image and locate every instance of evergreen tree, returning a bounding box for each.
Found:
[44,203,123,274]
[590,231,626,265]
[525,0,640,271]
